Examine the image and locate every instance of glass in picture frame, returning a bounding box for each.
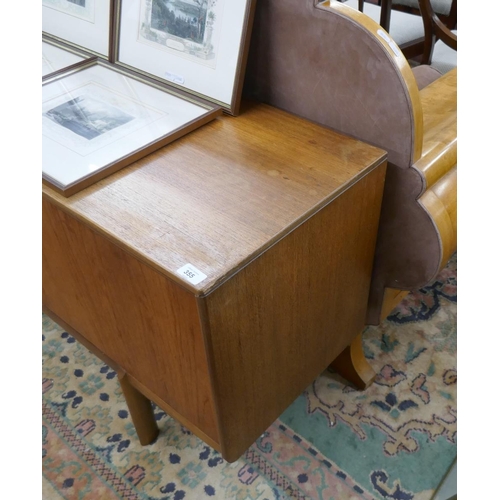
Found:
[115,0,257,115]
[42,0,114,59]
[42,36,96,81]
[42,59,222,197]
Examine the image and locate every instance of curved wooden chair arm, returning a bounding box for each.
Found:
[419,0,457,64]
[443,0,457,29]
[438,21,457,50]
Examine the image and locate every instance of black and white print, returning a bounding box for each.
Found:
[44,95,135,141]
[139,0,221,66]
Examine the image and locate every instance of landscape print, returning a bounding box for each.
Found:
[152,0,208,44]
[43,0,94,22]
[44,95,135,141]
[140,0,221,66]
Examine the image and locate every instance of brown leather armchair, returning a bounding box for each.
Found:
[244,0,456,345]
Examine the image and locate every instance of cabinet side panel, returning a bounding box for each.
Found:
[205,165,386,461]
[42,199,219,443]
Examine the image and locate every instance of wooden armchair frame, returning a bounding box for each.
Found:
[245,0,457,387]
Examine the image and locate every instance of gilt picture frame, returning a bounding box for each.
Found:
[42,59,221,197]
[42,0,114,59]
[114,0,256,115]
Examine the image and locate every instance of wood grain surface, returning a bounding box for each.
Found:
[202,165,386,461]
[415,68,457,189]
[43,305,161,446]
[42,199,220,443]
[420,166,457,270]
[42,102,386,296]
[42,102,388,461]
[43,304,221,450]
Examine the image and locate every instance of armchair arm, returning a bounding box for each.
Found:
[434,19,457,49]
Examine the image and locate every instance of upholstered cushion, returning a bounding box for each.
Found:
[344,0,424,46]
[393,0,453,16]
[412,65,442,90]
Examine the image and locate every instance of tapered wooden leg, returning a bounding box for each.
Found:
[329,332,376,390]
[118,372,160,445]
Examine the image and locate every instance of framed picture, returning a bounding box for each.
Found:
[115,0,256,115]
[42,59,221,197]
[42,0,114,58]
[42,36,96,81]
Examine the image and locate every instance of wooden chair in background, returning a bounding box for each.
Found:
[391,0,457,29]
[340,0,457,70]
[341,0,426,59]
[419,0,457,66]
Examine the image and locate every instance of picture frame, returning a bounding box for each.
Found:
[114,0,257,115]
[42,36,96,81]
[42,0,115,59]
[42,59,222,197]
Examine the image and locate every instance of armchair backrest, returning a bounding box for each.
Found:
[244,0,424,169]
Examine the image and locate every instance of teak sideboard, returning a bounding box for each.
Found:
[42,102,387,462]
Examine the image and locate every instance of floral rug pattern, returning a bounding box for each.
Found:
[42,255,457,500]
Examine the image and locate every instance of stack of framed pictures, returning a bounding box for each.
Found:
[42,0,113,80]
[42,0,256,197]
[42,39,94,80]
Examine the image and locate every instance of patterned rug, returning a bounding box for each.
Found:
[42,255,457,500]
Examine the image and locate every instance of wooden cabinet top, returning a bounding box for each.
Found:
[42,102,386,295]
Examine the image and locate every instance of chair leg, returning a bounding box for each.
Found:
[118,372,160,445]
[329,332,376,390]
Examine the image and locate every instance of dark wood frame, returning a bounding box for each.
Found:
[112,0,257,116]
[42,59,222,197]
